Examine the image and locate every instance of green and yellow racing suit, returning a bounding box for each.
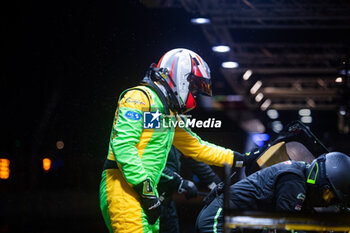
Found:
[99,85,235,233]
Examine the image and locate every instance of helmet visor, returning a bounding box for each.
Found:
[188,74,212,97]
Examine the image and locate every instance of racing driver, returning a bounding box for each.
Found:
[99,48,259,233]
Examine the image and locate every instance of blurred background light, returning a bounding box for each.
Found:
[226,95,243,102]
[298,109,311,116]
[56,140,64,150]
[0,158,10,180]
[243,70,253,80]
[190,18,210,24]
[335,77,343,83]
[43,158,52,172]
[250,81,262,94]
[221,61,239,69]
[306,99,316,108]
[260,99,271,111]
[267,109,279,119]
[255,93,264,102]
[212,45,230,53]
[301,116,312,124]
[272,121,283,133]
[241,120,266,134]
[339,106,347,116]
[339,69,350,75]
[252,133,270,147]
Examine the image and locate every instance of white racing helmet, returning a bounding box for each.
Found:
[156,48,212,113]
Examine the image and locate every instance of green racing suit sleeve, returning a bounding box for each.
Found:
[110,89,150,186]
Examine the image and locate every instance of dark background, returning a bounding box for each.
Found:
[2,1,350,233]
[2,1,239,232]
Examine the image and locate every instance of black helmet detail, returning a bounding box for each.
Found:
[307,152,350,207]
[325,152,350,205]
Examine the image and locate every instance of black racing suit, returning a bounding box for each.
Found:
[158,146,221,233]
[195,161,308,233]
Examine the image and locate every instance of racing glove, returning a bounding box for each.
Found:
[134,179,161,225]
[178,179,198,199]
[241,146,269,176]
[233,148,264,169]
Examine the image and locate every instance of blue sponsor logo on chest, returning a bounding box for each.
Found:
[124,111,142,121]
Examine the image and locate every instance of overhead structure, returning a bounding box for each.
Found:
[142,0,350,113]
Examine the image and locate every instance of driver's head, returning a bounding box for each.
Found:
[156,48,212,113]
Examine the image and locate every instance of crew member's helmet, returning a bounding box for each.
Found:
[307,152,350,207]
[325,152,350,204]
[156,48,212,113]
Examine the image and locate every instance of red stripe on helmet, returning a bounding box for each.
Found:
[169,58,176,89]
[157,54,166,68]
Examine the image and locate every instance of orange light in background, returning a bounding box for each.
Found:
[0,158,10,179]
[43,158,52,172]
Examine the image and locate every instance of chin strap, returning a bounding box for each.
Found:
[140,64,183,114]
[141,77,170,114]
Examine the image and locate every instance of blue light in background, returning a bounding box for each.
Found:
[252,133,270,147]
[51,158,64,170]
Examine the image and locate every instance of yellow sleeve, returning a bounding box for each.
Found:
[172,126,234,167]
